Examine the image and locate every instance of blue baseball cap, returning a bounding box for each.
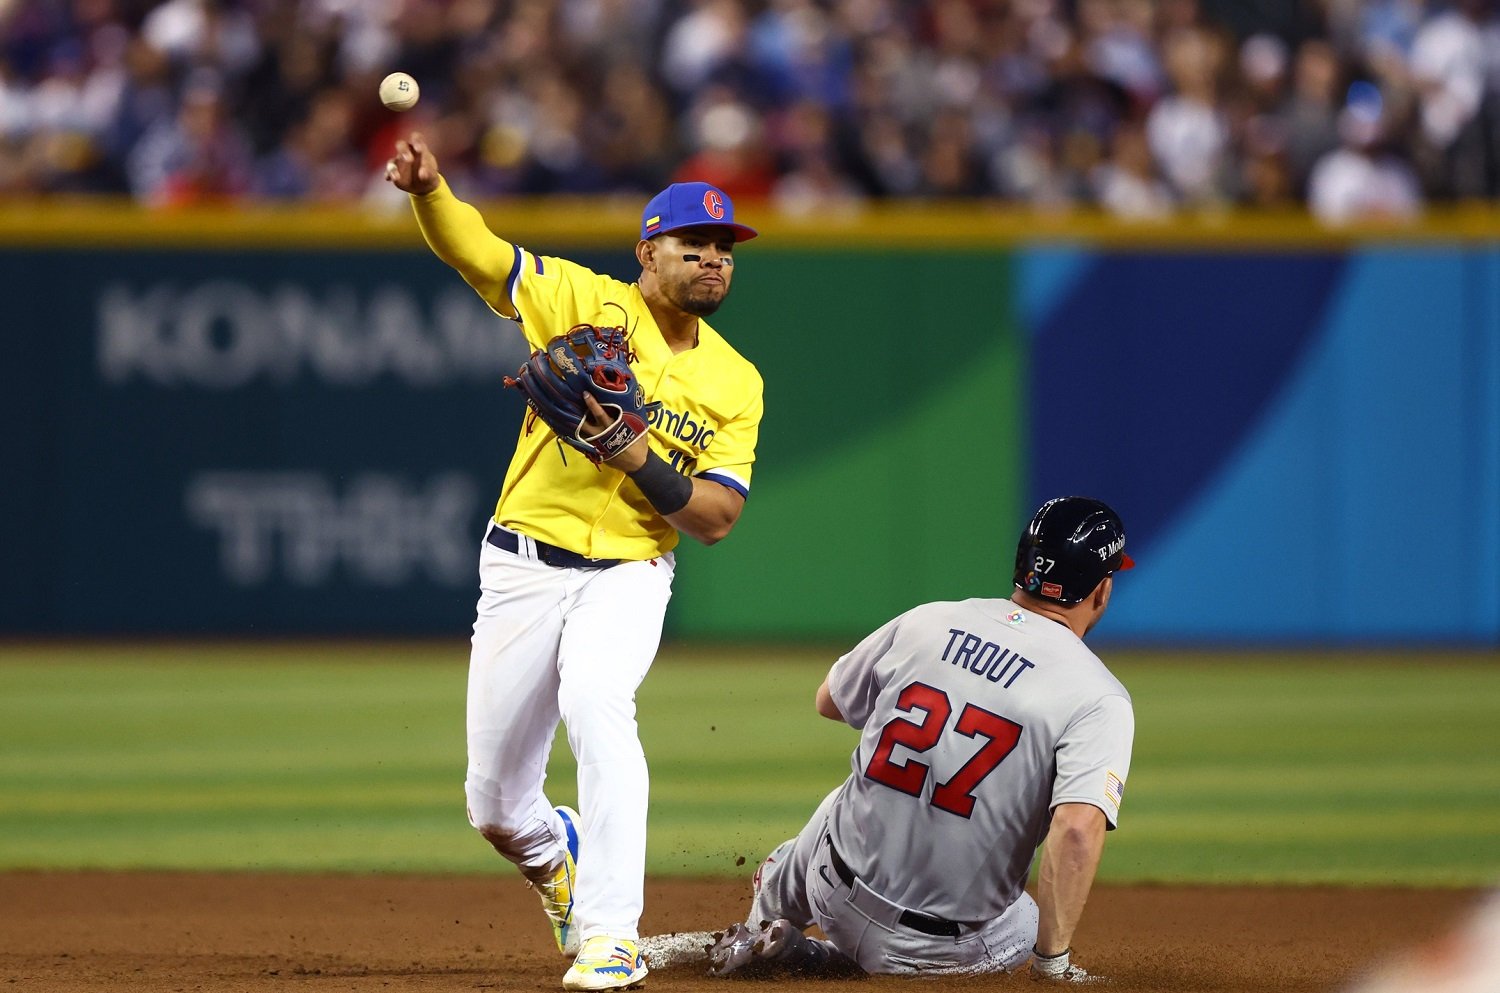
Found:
[640,182,757,242]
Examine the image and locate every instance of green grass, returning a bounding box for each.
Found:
[0,643,1496,885]
[1113,656,1500,885]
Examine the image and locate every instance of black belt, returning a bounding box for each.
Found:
[824,836,961,937]
[486,526,623,570]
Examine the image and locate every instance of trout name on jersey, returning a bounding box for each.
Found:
[942,628,1036,688]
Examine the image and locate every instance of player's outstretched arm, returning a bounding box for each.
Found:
[386,133,518,319]
[1034,802,1107,962]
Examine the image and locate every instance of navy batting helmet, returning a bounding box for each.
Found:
[1013,497,1135,605]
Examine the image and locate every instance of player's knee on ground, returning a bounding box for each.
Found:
[749,840,814,928]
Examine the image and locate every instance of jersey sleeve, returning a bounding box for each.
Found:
[693,371,762,499]
[409,178,516,318]
[1050,694,1135,828]
[826,613,904,730]
[508,253,614,350]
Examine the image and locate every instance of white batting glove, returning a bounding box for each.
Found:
[1029,947,1103,983]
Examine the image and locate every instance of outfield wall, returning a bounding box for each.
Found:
[2,207,1496,644]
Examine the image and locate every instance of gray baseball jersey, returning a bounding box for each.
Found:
[824,596,1134,923]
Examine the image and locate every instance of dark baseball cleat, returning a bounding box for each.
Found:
[754,920,851,974]
[705,922,760,977]
[707,919,853,978]
[754,920,807,963]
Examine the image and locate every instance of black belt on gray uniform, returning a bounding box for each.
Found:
[824,835,962,937]
[486,526,623,570]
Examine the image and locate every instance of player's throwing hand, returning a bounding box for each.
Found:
[385,134,438,195]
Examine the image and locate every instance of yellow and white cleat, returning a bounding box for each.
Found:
[528,805,582,956]
[562,935,648,991]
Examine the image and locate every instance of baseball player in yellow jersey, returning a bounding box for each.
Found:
[386,134,763,992]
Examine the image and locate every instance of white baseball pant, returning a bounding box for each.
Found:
[464,524,674,941]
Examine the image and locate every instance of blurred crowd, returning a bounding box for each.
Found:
[2,0,1498,222]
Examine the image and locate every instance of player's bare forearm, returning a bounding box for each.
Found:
[815,678,844,721]
[1035,803,1107,956]
[390,134,517,318]
[586,405,744,544]
[661,478,744,545]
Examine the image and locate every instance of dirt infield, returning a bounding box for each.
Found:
[2,872,1481,993]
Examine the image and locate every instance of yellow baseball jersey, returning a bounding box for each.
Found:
[497,249,763,560]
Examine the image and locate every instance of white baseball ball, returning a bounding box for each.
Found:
[379,72,420,112]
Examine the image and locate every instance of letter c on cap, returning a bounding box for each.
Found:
[703,189,725,219]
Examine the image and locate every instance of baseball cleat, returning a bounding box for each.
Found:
[705,919,834,977]
[705,922,759,976]
[1029,963,1105,984]
[529,805,582,956]
[563,935,648,990]
[754,919,813,964]
[1028,959,1106,984]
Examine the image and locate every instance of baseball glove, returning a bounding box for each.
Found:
[504,324,658,463]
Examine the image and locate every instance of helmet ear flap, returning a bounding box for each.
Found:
[1014,540,1055,599]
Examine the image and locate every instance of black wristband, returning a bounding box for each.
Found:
[628,450,693,516]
